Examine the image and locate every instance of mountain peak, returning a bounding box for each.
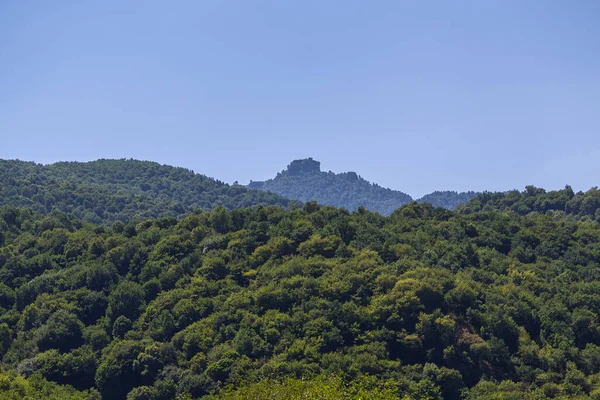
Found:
[285,158,321,176]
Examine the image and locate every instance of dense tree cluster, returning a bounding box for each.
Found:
[249,158,477,214]
[2,196,600,399]
[0,159,293,224]
[463,185,600,221]
[0,368,97,399]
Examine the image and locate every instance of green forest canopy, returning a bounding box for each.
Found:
[463,185,600,222]
[1,191,600,399]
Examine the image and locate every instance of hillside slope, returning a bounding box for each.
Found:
[0,159,293,224]
[1,202,600,398]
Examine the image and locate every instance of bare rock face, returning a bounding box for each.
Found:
[285,158,321,176]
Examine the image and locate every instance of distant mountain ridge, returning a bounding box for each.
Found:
[0,157,480,224]
[0,158,294,224]
[418,190,479,210]
[249,158,478,214]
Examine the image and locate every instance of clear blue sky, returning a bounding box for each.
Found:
[1,1,599,197]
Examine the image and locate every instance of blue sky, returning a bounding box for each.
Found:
[1,1,599,197]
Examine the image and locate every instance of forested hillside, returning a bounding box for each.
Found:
[2,194,600,399]
[1,158,480,227]
[249,158,477,214]
[0,159,293,224]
